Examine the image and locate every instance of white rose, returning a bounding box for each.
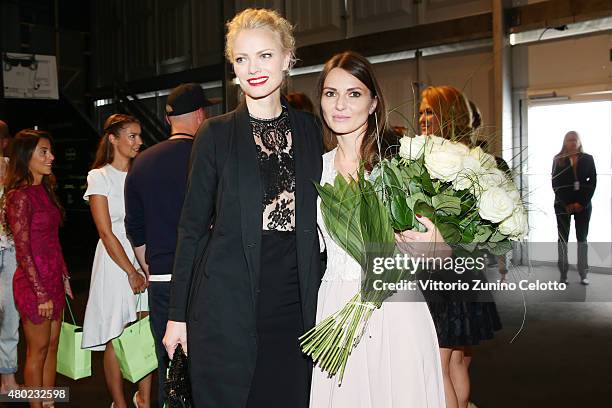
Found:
[476,168,510,194]
[505,184,521,204]
[453,155,484,191]
[399,135,427,160]
[469,146,497,170]
[499,209,529,240]
[478,187,515,223]
[426,135,446,148]
[424,139,469,182]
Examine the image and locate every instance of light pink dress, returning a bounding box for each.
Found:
[309,149,446,408]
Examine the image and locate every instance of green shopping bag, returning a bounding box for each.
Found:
[56,298,92,380]
[111,297,157,383]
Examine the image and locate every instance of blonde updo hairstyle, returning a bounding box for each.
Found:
[225,8,297,72]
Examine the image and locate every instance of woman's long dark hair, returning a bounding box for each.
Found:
[3,129,63,213]
[554,130,583,166]
[317,51,397,171]
[92,114,140,170]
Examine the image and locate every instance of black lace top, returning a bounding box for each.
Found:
[250,106,296,231]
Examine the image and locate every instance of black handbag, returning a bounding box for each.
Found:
[164,344,193,408]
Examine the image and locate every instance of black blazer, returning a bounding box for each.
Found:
[551,153,597,208]
[168,100,323,407]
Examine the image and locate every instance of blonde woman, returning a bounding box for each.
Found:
[419,86,502,408]
[163,9,322,407]
[552,131,596,284]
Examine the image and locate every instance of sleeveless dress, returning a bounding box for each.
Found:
[309,148,446,408]
[5,184,67,324]
[81,164,148,351]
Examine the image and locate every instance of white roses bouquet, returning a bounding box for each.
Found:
[300,134,528,384]
[391,135,528,241]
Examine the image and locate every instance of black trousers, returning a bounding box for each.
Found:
[555,203,592,279]
[148,281,171,408]
[246,231,309,408]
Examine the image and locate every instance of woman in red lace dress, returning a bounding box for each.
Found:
[3,129,72,408]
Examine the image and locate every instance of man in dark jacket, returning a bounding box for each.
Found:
[125,83,211,406]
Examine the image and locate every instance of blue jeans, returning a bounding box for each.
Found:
[0,247,19,374]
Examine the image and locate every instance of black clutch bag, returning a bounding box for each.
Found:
[164,344,193,408]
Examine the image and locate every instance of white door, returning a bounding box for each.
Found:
[526,100,612,267]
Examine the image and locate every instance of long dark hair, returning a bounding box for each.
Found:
[317,51,396,171]
[3,129,63,211]
[554,130,583,166]
[92,114,140,169]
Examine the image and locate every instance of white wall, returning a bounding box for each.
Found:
[421,49,494,132]
[513,33,612,92]
[287,32,611,172]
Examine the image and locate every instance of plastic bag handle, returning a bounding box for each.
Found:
[62,295,77,325]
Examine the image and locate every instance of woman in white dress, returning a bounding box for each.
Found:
[310,51,446,408]
[82,114,151,408]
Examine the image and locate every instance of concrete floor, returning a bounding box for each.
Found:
[4,261,612,407]
[471,265,612,407]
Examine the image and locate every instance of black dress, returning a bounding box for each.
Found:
[246,106,310,408]
[419,256,502,348]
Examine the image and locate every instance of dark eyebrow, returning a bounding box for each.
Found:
[322,86,364,92]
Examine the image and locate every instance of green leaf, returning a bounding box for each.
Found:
[432,193,462,216]
[438,222,462,244]
[473,225,493,243]
[420,170,436,195]
[488,240,513,255]
[317,176,364,266]
[407,177,426,195]
[460,196,477,213]
[400,162,423,184]
[315,172,395,278]
[389,195,413,230]
[490,229,506,243]
[380,162,412,230]
[461,227,475,243]
[413,201,435,219]
[406,192,429,211]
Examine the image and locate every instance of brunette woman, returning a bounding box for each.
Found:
[309,51,446,408]
[4,129,72,408]
[81,114,151,408]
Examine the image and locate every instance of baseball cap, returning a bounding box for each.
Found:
[165,83,213,116]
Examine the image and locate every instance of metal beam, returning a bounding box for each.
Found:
[295,13,493,69]
[507,0,612,33]
[89,0,612,102]
[493,0,514,159]
[90,63,224,99]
